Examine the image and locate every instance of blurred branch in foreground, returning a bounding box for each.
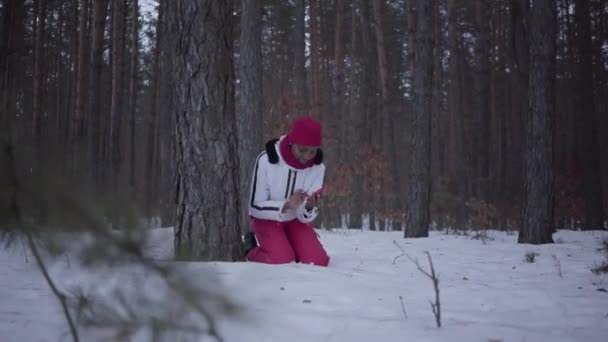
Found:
[0,140,239,341]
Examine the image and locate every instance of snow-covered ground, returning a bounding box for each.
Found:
[1,228,607,342]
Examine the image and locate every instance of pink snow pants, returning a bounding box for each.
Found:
[247,218,329,267]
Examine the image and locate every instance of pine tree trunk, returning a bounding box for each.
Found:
[560,0,577,176]
[510,0,529,211]
[574,0,604,228]
[405,0,434,238]
[446,0,467,224]
[72,0,90,176]
[157,0,175,225]
[333,0,345,158]
[372,0,402,229]
[519,0,556,244]
[170,0,242,261]
[309,0,321,117]
[128,0,139,201]
[0,0,25,142]
[32,0,47,157]
[473,0,491,199]
[347,0,363,229]
[239,0,263,233]
[359,0,375,231]
[431,0,444,182]
[88,0,110,187]
[597,0,608,222]
[53,1,67,155]
[109,0,126,197]
[146,0,163,217]
[292,0,307,110]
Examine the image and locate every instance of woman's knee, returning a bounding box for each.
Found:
[299,251,330,267]
[269,247,297,264]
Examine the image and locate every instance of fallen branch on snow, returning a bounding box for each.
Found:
[392,240,442,328]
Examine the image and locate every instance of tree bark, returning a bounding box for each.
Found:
[239,0,263,234]
[405,0,434,238]
[519,0,556,244]
[170,0,242,261]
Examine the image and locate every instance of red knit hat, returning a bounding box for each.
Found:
[287,116,322,147]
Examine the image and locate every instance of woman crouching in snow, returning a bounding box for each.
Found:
[243,116,330,266]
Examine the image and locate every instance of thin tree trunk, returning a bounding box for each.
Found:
[358,0,374,230]
[446,0,460,185]
[519,0,556,244]
[348,0,363,229]
[473,0,491,199]
[0,0,25,143]
[146,0,163,217]
[371,0,389,102]
[446,0,467,224]
[32,0,47,157]
[88,0,110,187]
[72,0,90,176]
[372,0,402,229]
[510,0,529,210]
[405,0,435,238]
[128,0,139,200]
[292,0,307,111]
[309,0,321,117]
[562,0,577,174]
[333,0,345,157]
[53,1,67,155]
[574,0,604,228]
[431,0,444,182]
[109,0,126,198]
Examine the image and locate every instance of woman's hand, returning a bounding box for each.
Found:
[283,192,307,212]
[305,192,320,210]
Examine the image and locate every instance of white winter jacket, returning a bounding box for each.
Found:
[248,136,326,223]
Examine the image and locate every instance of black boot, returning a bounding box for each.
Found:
[242,231,257,255]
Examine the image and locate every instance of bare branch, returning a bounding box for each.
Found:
[77,219,227,342]
[392,240,406,264]
[26,233,80,342]
[3,139,229,341]
[409,250,441,328]
[4,141,80,342]
[399,295,408,319]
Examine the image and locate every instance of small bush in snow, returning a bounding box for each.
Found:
[524,251,540,263]
[591,239,608,275]
[552,254,563,278]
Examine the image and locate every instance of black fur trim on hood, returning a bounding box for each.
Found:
[265,138,324,165]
